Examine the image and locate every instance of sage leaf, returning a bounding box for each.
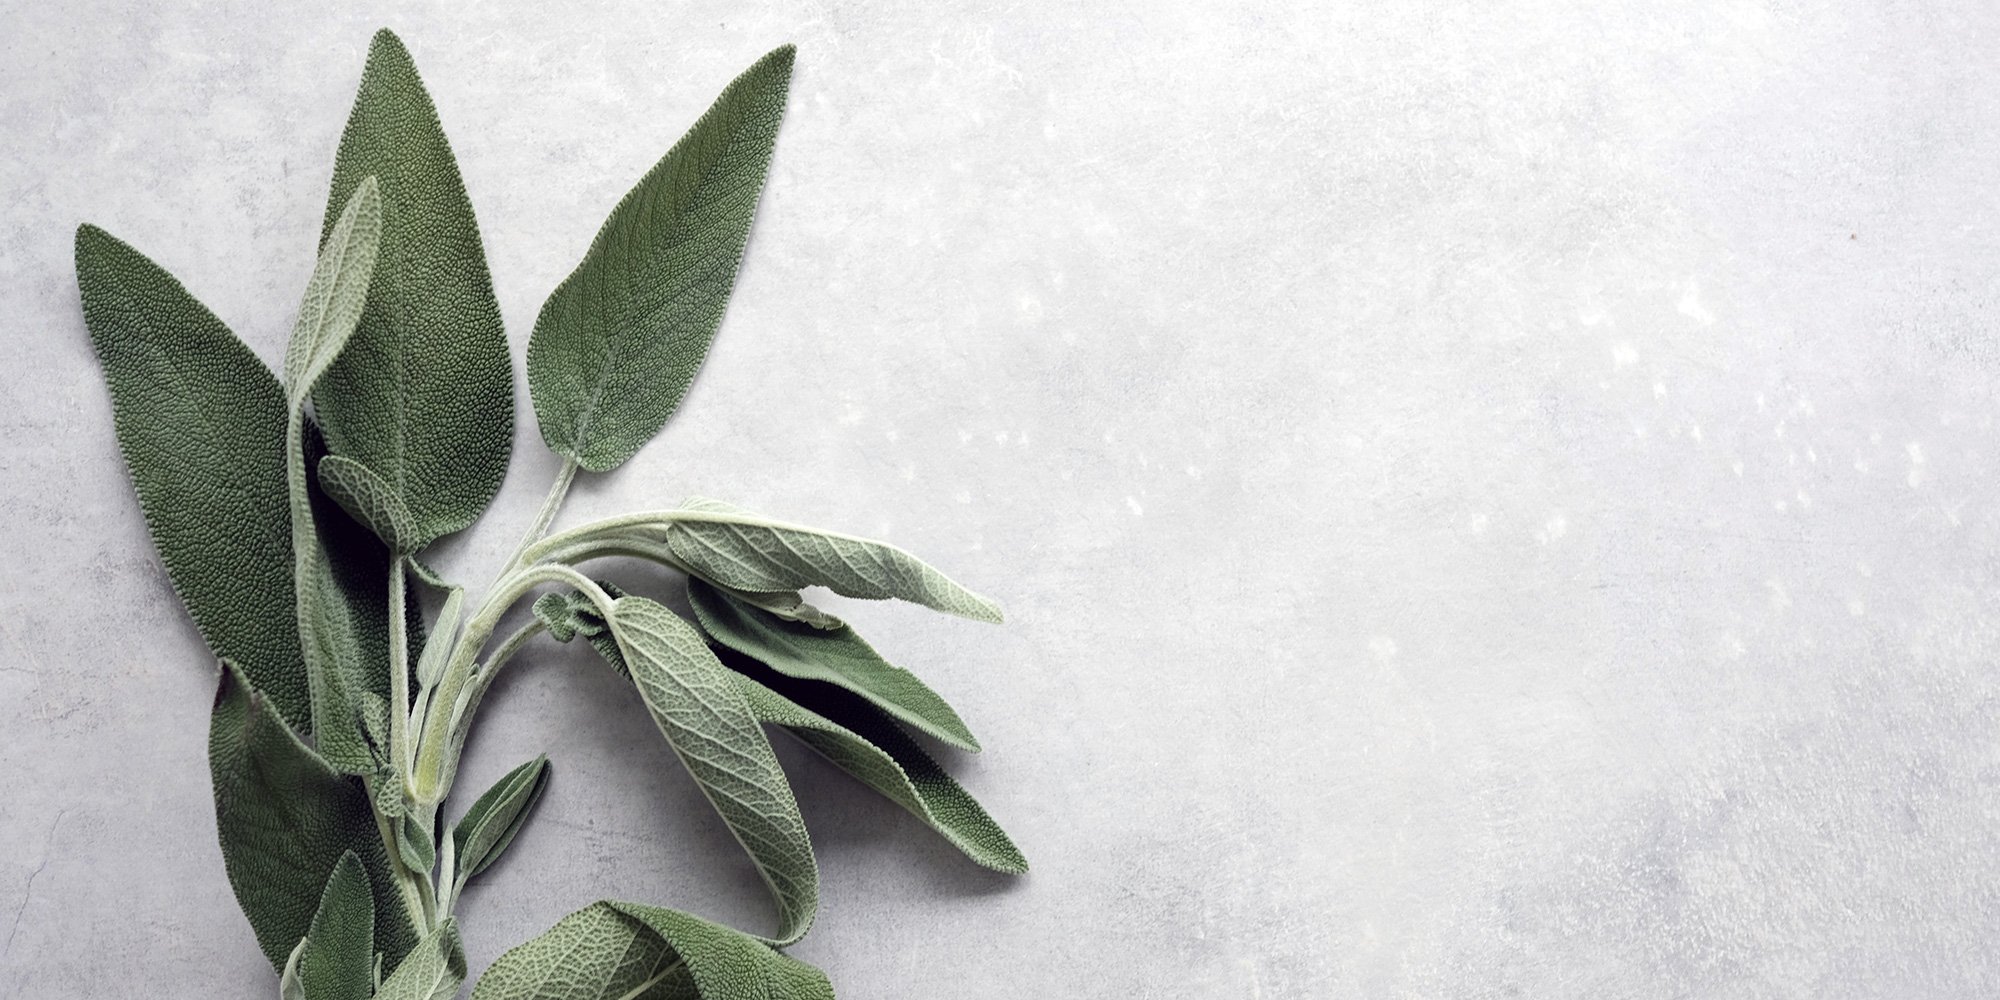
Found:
[689,577,979,750]
[396,811,436,875]
[75,225,307,730]
[715,588,842,632]
[209,662,418,971]
[318,454,419,554]
[608,595,818,945]
[283,175,382,406]
[526,46,795,473]
[279,938,309,1000]
[666,498,1004,623]
[533,581,629,675]
[316,28,513,549]
[451,754,551,883]
[299,853,376,1000]
[726,659,1026,874]
[470,900,831,1000]
[375,920,467,1000]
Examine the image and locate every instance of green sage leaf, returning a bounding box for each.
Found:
[667,498,1003,623]
[279,938,309,1000]
[317,454,419,554]
[724,657,1025,873]
[533,581,629,675]
[283,175,382,405]
[208,662,418,972]
[526,46,795,473]
[75,225,307,730]
[375,920,467,1000]
[317,28,513,549]
[607,596,818,945]
[451,754,551,883]
[689,577,979,750]
[470,900,831,1000]
[298,853,376,1000]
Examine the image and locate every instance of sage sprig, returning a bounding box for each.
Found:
[76,28,1020,999]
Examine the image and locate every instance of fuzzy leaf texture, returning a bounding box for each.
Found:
[608,596,818,945]
[452,755,552,883]
[75,226,309,730]
[688,577,979,750]
[316,29,513,549]
[724,656,1026,873]
[667,498,1003,623]
[208,662,418,972]
[527,46,794,472]
[470,900,831,1000]
[375,921,468,1000]
[297,853,376,1000]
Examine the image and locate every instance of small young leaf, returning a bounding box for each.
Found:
[526,46,795,473]
[279,938,309,1000]
[725,657,1026,874]
[533,581,629,675]
[283,176,382,406]
[316,28,514,549]
[76,225,308,730]
[667,498,1004,623]
[209,662,418,972]
[318,454,420,553]
[299,853,377,1000]
[607,596,818,945]
[375,920,467,1000]
[396,811,436,875]
[451,754,551,883]
[470,900,831,1000]
[689,577,979,750]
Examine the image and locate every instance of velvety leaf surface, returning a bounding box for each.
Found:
[667,498,1004,623]
[318,454,418,554]
[688,577,978,750]
[317,28,512,548]
[451,754,551,882]
[470,900,831,1000]
[75,225,307,729]
[608,596,818,945]
[298,853,376,1000]
[724,656,1026,874]
[208,662,418,971]
[526,46,794,472]
[375,920,467,1000]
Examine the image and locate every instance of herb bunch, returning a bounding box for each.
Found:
[75,30,1022,1000]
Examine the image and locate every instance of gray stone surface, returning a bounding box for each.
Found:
[5,1,2000,996]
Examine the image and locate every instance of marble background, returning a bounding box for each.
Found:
[4,1,2000,996]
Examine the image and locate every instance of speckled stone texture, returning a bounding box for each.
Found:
[5,2,2000,996]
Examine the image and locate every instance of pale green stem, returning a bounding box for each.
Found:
[387,555,411,783]
[410,562,613,803]
[510,458,578,570]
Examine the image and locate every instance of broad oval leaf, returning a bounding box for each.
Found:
[283,175,381,405]
[527,46,795,473]
[316,28,513,549]
[470,900,831,1000]
[376,920,468,1000]
[76,225,307,730]
[608,596,818,945]
[726,659,1026,874]
[689,577,979,750]
[666,498,1004,623]
[298,852,376,1000]
[451,754,551,883]
[208,662,418,971]
[318,454,419,553]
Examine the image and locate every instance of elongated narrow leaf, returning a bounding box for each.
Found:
[298,853,376,1000]
[667,498,1003,623]
[724,656,1025,873]
[527,46,795,473]
[317,28,513,549]
[451,755,551,883]
[471,900,831,1000]
[689,577,978,750]
[284,176,381,405]
[76,225,307,730]
[209,662,418,971]
[318,454,419,553]
[608,596,817,945]
[376,920,467,1000]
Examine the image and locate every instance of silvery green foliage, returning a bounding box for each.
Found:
[75,28,1021,999]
